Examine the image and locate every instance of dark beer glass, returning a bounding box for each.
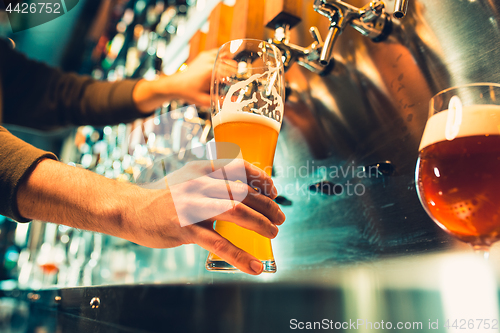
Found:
[416,83,500,258]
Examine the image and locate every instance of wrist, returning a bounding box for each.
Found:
[156,74,183,101]
[133,77,172,113]
[114,186,179,248]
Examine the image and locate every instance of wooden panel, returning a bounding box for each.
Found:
[230,0,266,40]
[187,30,207,63]
[264,0,302,29]
[205,3,234,50]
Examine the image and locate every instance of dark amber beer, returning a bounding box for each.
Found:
[417,104,500,246]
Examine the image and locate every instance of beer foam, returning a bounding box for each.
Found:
[419,104,500,150]
[212,111,281,133]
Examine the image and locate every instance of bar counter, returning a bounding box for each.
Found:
[2,244,500,332]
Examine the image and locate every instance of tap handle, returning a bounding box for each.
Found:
[394,0,409,18]
[360,1,384,22]
[309,26,323,46]
[264,0,303,29]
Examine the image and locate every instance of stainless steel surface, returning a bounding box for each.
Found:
[261,0,500,272]
[394,0,409,18]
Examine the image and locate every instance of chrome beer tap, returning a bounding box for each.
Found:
[394,0,409,18]
[267,0,409,74]
[270,23,335,76]
[313,0,394,65]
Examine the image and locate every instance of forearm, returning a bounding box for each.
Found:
[1,39,150,129]
[16,158,138,239]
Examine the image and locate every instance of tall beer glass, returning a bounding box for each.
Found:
[206,39,285,272]
[416,83,500,258]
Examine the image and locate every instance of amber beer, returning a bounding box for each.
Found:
[207,111,280,267]
[417,104,500,246]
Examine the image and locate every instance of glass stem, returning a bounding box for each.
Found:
[472,245,490,260]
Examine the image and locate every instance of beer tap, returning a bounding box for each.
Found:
[264,0,334,75]
[394,0,409,19]
[271,23,335,76]
[265,0,409,74]
[313,0,394,65]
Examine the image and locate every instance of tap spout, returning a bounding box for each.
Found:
[319,24,342,65]
[394,0,409,18]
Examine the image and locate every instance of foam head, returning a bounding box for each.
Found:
[419,104,500,151]
[212,111,281,133]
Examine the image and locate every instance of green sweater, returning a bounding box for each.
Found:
[0,37,145,222]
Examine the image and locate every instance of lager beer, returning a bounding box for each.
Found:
[207,112,280,264]
[206,39,284,272]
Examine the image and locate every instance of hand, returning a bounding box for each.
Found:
[133,50,217,112]
[121,159,285,275]
[166,49,217,107]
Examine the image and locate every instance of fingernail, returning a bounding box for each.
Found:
[270,224,279,237]
[278,210,286,223]
[250,260,263,274]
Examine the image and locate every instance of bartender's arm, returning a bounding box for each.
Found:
[16,158,283,275]
[0,39,285,275]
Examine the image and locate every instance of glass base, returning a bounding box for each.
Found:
[206,259,277,273]
[472,245,490,260]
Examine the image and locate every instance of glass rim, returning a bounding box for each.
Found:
[216,38,284,70]
[431,82,500,100]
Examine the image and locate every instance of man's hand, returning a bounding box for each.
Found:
[133,50,217,112]
[165,49,217,107]
[17,158,285,275]
[123,160,284,274]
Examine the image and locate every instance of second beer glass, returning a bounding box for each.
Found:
[206,39,285,272]
[416,83,500,259]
